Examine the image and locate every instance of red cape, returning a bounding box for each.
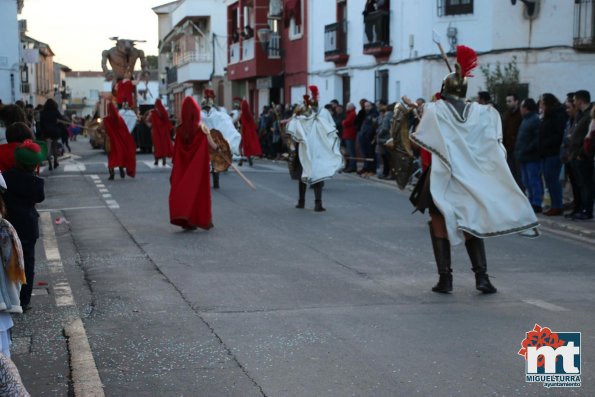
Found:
[104,103,137,177]
[240,100,262,157]
[169,97,212,230]
[0,143,19,172]
[116,80,135,107]
[150,100,173,158]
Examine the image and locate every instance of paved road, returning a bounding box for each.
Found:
[12,139,594,396]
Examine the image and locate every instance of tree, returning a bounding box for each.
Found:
[480,56,527,111]
[146,55,158,70]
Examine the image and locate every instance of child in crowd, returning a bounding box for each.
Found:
[0,140,45,312]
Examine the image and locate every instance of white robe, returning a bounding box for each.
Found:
[411,101,539,246]
[118,109,137,134]
[201,108,242,155]
[286,108,343,184]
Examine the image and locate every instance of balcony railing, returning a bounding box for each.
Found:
[20,82,30,94]
[166,66,177,85]
[173,50,212,67]
[363,10,390,49]
[230,42,240,64]
[574,0,595,50]
[325,21,347,56]
[268,32,281,58]
[242,37,255,61]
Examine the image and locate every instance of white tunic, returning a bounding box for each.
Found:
[286,108,343,184]
[201,108,242,155]
[411,101,539,245]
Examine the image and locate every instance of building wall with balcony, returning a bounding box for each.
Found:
[309,0,595,107]
[65,71,105,116]
[282,0,308,105]
[0,0,22,103]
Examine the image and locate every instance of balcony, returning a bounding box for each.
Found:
[324,21,349,66]
[574,0,595,51]
[242,37,255,61]
[230,42,240,64]
[363,10,392,60]
[268,32,281,58]
[20,82,30,94]
[173,50,212,67]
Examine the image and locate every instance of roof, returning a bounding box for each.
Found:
[152,0,180,14]
[66,71,105,78]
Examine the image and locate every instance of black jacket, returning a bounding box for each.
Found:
[515,112,541,163]
[1,167,45,240]
[39,109,64,140]
[538,105,566,158]
[568,104,593,160]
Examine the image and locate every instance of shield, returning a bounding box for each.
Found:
[384,103,415,190]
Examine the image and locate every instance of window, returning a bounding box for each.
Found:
[375,70,389,103]
[289,16,302,38]
[438,0,473,16]
[286,0,303,40]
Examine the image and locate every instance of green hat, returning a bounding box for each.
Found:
[14,139,43,167]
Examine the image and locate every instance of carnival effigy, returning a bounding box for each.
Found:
[101,37,148,82]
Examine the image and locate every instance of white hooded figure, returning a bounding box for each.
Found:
[200,106,242,155]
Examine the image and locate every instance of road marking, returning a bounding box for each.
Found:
[90,175,99,180]
[89,175,120,210]
[523,299,569,312]
[96,184,106,188]
[98,188,109,193]
[143,160,171,169]
[64,163,87,172]
[39,205,107,212]
[41,212,105,396]
[105,199,120,209]
[102,194,112,198]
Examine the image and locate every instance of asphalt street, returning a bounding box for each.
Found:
[11,138,594,396]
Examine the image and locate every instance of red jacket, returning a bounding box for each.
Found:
[342,109,357,140]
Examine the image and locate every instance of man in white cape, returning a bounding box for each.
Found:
[201,105,241,156]
[410,45,539,295]
[285,96,343,211]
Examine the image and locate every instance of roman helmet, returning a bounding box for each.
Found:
[440,45,478,99]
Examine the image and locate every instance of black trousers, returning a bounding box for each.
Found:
[20,239,37,307]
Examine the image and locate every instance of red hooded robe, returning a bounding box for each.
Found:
[240,99,262,158]
[169,97,213,230]
[0,143,19,172]
[104,103,137,177]
[150,99,174,158]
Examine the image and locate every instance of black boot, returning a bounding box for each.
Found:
[119,167,125,178]
[162,158,166,166]
[313,182,325,212]
[429,223,452,293]
[212,172,220,189]
[296,180,306,208]
[154,158,158,166]
[248,157,253,167]
[465,237,497,294]
[108,168,115,180]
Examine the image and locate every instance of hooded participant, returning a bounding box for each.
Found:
[104,103,137,179]
[150,99,174,164]
[239,99,262,160]
[169,97,215,230]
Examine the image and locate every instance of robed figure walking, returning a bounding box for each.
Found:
[169,97,218,230]
[239,99,262,165]
[151,99,174,166]
[104,103,137,180]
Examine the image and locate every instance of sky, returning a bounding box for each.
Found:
[20,0,166,71]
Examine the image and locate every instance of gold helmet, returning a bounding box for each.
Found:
[440,46,477,99]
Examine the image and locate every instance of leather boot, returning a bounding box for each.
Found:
[429,222,452,293]
[212,172,220,189]
[465,237,497,294]
[119,167,125,178]
[162,158,166,166]
[313,183,325,212]
[108,168,115,180]
[154,158,158,166]
[296,180,306,208]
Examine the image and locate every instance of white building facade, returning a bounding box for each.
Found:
[309,0,595,107]
[0,0,23,103]
[153,0,229,119]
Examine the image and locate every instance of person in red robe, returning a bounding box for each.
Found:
[239,99,262,166]
[150,99,173,166]
[115,75,135,109]
[103,103,137,180]
[169,97,219,230]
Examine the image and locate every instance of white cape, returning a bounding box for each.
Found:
[119,109,137,134]
[201,108,241,155]
[411,101,539,245]
[286,108,343,184]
